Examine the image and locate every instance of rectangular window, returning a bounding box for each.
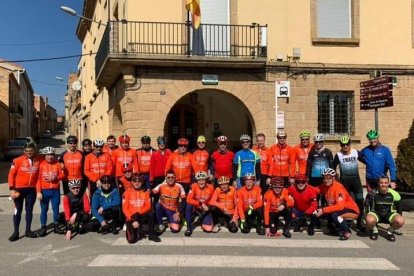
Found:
[318,91,354,136]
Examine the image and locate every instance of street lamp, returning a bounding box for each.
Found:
[60,6,107,26]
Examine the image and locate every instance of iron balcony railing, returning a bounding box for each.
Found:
[96,20,267,78]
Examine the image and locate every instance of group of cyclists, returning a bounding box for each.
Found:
[7,129,405,243]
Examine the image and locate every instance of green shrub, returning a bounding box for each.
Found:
[396,119,414,192]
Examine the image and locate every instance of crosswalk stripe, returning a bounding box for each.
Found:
[111,237,369,248]
[88,255,399,270]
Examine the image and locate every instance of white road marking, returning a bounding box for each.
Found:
[9,244,82,265]
[88,255,399,270]
[111,237,369,248]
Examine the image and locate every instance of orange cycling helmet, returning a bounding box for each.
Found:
[119,134,130,143]
[217,176,230,185]
[177,138,189,146]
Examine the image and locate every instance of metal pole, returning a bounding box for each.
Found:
[375,108,379,132]
[275,82,278,140]
[186,11,191,57]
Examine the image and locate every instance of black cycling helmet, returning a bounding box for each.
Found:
[141,135,151,144]
[66,135,78,144]
[157,136,167,145]
[82,138,92,146]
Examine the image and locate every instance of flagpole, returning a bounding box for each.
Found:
[186,10,191,57]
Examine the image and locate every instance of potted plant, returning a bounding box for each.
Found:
[395,119,414,211]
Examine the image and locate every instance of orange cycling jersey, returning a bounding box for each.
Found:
[152,182,186,212]
[8,155,42,190]
[112,148,138,177]
[252,146,270,175]
[293,143,313,175]
[209,186,238,219]
[237,185,263,220]
[122,188,151,220]
[136,148,154,174]
[84,152,113,182]
[36,160,65,192]
[118,175,133,190]
[59,150,84,180]
[165,152,195,184]
[318,181,360,215]
[263,188,294,225]
[187,183,214,207]
[103,144,118,156]
[268,144,295,177]
[192,149,210,173]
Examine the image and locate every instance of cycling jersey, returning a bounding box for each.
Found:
[209,186,238,219]
[252,146,270,175]
[122,188,151,220]
[192,149,210,173]
[8,155,42,190]
[210,150,234,178]
[360,143,396,182]
[333,149,364,178]
[150,149,172,182]
[293,143,313,175]
[237,185,263,220]
[233,149,261,178]
[263,188,293,226]
[152,182,186,212]
[287,185,318,215]
[84,152,113,182]
[36,160,65,192]
[187,183,214,207]
[307,147,333,179]
[58,150,84,180]
[268,144,295,177]
[112,148,138,177]
[118,176,133,191]
[103,145,119,156]
[165,152,194,184]
[136,147,155,174]
[63,192,91,221]
[366,188,402,221]
[318,181,359,215]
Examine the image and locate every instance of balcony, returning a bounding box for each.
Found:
[95,20,267,87]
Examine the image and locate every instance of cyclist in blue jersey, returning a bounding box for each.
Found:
[233,134,261,189]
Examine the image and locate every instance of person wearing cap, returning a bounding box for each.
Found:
[333,135,365,230]
[237,174,264,235]
[122,173,161,243]
[184,171,215,236]
[103,135,119,156]
[89,175,121,234]
[287,174,318,235]
[293,130,313,176]
[84,139,114,199]
[233,134,261,189]
[365,175,404,242]
[306,133,333,187]
[150,136,172,189]
[58,135,85,195]
[252,133,271,194]
[192,135,211,178]
[314,168,359,240]
[112,134,138,181]
[81,139,93,157]
[209,176,239,233]
[37,147,66,237]
[62,179,91,241]
[361,129,397,192]
[165,138,195,195]
[264,176,294,238]
[136,135,156,190]
[118,167,134,195]
[152,170,186,234]
[267,131,296,188]
[210,136,234,187]
[8,143,42,241]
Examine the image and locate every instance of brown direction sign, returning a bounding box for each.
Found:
[360,76,394,88]
[360,90,392,101]
[360,76,394,110]
[360,97,393,110]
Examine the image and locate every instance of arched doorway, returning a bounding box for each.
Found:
[164,89,254,151]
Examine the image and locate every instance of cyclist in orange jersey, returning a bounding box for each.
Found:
[103,135,119,156]
[59,135,84,195]
[136,135,156,190]
[293,130,313,175]
[37,147,66,237]
[209,176,239,233]
[192,135,210,176]
[252,133,271,193]
[112,134,138,179]
[264,177,294,238]
[267,131,296,187]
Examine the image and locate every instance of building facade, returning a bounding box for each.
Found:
[73,0,414,156]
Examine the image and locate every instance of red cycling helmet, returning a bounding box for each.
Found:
[119,134,130,143]
[271,176,284,187]
[177,138,189,146]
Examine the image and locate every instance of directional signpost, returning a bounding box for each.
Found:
[360,75,396,131]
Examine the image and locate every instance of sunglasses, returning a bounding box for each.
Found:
[273,186,283,189]
[241,141,250,144]
[315,141,323,144]
[295,180,307,184]
[95,146,103,148]
[340,143,350,146]
[68,142,76,145]
[197,142,206,144]
[166,176,175,179]
[178,144,187,148]
[277,137,286,140]
[301,138,309,141]
[70,187,80,190]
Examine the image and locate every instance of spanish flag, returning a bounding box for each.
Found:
[185,0,201,29]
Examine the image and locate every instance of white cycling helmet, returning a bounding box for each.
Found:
[195,171,208,180]
[313,133,325,142]
[321,168,336,177]
[43,146,55,154]
[93,139,105,147]
[239,134,251,142]
[68,179,82,189]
